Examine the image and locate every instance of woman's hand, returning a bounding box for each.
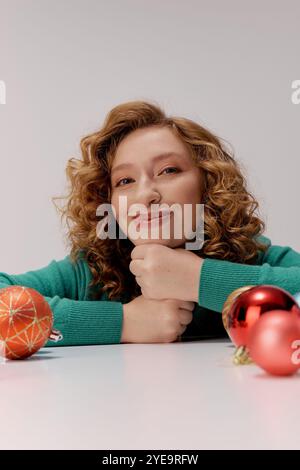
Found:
[129,244,203,303]
[121,295,195,343]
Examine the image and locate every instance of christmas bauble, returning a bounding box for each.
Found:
[294,291,300,308]
[222,285,255,336]
[0,285,61,360]
[225,285,299,348]
[248,309,300,376]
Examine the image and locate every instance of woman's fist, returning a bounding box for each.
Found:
[121,295,195,343]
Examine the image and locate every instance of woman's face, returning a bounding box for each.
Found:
[110,126,204,248]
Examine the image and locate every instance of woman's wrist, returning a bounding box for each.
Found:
[120,302,131,343]
[120,304,128,343]
[188,256,204,303]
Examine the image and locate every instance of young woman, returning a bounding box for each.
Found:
[1,100,300,346]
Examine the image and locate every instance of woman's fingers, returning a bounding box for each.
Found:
[180,301,195,311]
[178,323,187,335]
[178,309,193,325]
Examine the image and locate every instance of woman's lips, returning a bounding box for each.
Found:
[134,213,170,230]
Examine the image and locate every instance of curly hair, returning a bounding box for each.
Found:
[52,99,269,302]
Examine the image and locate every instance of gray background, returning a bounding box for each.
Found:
[0,0,299,272]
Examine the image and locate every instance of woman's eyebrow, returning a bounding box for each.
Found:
[111,151,183,175]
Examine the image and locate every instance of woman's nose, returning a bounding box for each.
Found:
[135,184,161,206]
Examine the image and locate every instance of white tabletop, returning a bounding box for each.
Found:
[0,338,299,450]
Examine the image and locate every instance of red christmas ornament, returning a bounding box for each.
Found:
[226,285,299,348]
[248,309,300,376]
[0,286,62,360]
[222,285,255,334]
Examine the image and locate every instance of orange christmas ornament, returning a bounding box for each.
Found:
[0,286,63,360]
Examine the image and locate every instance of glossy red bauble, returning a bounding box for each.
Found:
[248,309,300,376]
[222,285,254,333]
[225,285,299,348]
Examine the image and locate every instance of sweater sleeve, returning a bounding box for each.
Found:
[259,237,300,268]
[198,236,300,313]
[0,257,124,346]
[43,296,124,347]
[0,255,88,300]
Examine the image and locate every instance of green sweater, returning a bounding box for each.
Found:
[1,235,300,347]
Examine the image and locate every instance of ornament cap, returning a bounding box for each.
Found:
[48,329,63,342]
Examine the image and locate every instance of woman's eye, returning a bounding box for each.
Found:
[161,166,179,175]
[115,177,133,187]
[115,167,179,187]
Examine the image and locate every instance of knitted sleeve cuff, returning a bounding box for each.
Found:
[198,258,261,313]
